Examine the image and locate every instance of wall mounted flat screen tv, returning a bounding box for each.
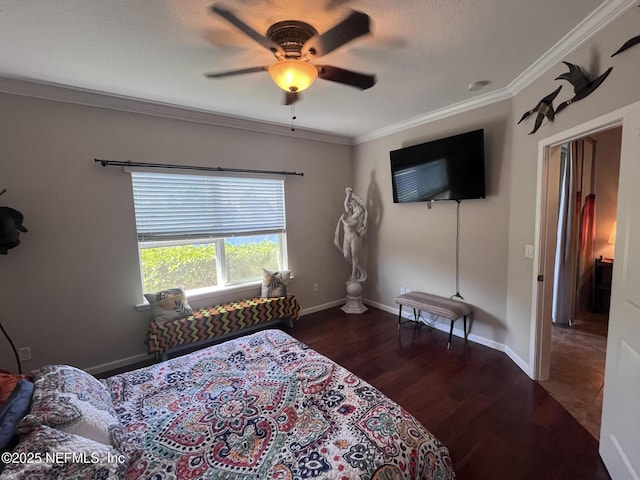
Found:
[390,129,486,203]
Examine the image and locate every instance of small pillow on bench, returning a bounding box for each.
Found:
[144,287,193,324]
[261,269,291,297]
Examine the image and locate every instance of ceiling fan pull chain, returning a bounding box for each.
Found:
[291,104,297,131]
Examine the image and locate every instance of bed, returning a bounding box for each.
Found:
[2,329,455,479]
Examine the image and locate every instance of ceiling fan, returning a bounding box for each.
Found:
[204,4,376,105]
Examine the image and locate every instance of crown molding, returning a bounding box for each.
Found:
[355,0,636,144]
[0,1,634,146]
[354,88,513,144]
[508,0,638,94]
[0,76,353,146]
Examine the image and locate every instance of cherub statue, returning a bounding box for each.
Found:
[334,187,368,282]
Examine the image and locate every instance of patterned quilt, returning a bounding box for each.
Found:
[105,329,455,480]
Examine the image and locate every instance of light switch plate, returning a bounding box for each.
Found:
[525,244,534,259]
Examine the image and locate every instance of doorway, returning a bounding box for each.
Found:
[535,126,621,439]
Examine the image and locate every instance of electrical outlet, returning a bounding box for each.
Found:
[313,283,319,292]
[400,287,406,294]
[18,347,31,362]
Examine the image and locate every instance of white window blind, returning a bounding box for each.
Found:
[131,171,286,242]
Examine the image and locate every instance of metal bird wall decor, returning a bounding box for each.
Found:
[518,85,563,135]
[612,4,640,57]
[554,61,613,115]
[611,36,640,57]
[517,3,635,137]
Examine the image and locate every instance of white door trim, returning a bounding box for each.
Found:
[529,101,640,381]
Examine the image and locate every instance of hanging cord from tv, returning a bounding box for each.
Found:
[452,200,464,300]
[0,188,23,373]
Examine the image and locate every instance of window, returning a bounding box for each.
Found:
[130,170,287,294]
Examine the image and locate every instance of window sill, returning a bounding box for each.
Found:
[135,281,263,312]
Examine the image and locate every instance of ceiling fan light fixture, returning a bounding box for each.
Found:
[268,59,318,93]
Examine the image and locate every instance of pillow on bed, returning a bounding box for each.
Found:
[261,269,291,297]
[0,373,29,407]
[144,286,193,324]
[17,365,122,448]
[0,379,34,450]
[1,425,128,478]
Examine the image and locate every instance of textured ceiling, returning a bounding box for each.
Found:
[0,0,615,139]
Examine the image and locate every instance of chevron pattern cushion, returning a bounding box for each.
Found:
[146,295,300,355]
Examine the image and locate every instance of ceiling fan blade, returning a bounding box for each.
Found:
[284,91,300,105]
[317,65,376,90]
[210,5,283,55]
[302,10,370,57]
[204,66,268,78]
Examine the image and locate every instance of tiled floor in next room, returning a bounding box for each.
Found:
[538,312,608,439]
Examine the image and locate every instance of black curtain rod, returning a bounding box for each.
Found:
[95,159,304,177]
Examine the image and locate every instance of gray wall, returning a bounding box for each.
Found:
[2,5,639,377]
[354,5,640,369]
[505,5,640,364]
[354,100,512,348]
[592,127,621,261]
[0,93,352,372]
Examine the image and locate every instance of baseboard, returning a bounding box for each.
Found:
[505,346,533,378]
[85,352,155,375]
[363,298,508,353]
[86,299,532,378]
[87,299,345,374]
[301,297,528,372]
[363,298,399,316]
[299,299,345,316]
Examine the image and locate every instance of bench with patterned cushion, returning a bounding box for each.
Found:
[146,295,300,360]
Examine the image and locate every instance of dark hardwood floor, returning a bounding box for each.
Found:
[290,307,611,480]
[101,306,611,480]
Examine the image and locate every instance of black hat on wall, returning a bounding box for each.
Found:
[0,207,28,254]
